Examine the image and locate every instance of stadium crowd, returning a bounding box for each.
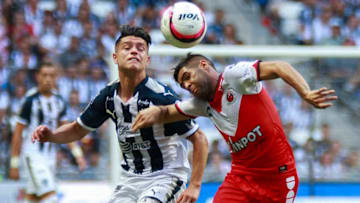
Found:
[0,0,359,183]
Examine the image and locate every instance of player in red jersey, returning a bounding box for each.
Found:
[132,53,337,202]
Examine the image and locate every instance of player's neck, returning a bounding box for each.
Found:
[118,71,146,102]
[39,89,52,98]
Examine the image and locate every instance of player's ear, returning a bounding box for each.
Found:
[112,53,118,64]
[146,55,150,65]
[199,60,210,72]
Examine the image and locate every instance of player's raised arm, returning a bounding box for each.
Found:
[132,104,188,131]
[259,61,338,109]
[32,121,89,144]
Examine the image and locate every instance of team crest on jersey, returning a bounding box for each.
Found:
[226,89,236,103]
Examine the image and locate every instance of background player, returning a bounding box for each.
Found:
[31,26,208,203]
[132,53,338,202]
[9,62,86,203]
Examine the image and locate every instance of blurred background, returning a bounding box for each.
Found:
[0,0,359,202]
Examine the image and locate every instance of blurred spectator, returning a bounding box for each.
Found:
[37,10,55,37]
[314,151,343,180]
[79,20,98,58]
[9,11,35,50]
[113,0,136,25]
[320,18,346,45]
[24,0,43,36]
[67,89,82,122]
[205,9,225,44]
[10,35,38,70]
[101,12,120,55]
[39,20,70,57]
[53,0,71,21]
[203,151,231,182]
[343,150,360,179]
[0,58,10,87]
[0,16,9,63]
[89,67,107,100]
[74,58,90,105]
[9,84,26,128]
[314,123,334,157]
[222,24,243,45]
[59,36,83,68]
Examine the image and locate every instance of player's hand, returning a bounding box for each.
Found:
[176,184,200,203]
[9,168,19,180]
[31,125,53,143]
[303,87,338,109]
[75,156,87,171]
[131,106,162,132]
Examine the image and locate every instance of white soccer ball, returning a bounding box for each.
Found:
[160,1,207,48]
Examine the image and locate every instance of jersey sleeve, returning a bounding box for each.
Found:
[223,60,262,95]
[77,87,110,131]
[156,86,200,138]
[17,97,32,125]
[175,97,208,118]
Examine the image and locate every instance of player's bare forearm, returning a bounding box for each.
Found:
[260,61,310,97]
[187,130,208,189]
[11,123,25,157]
[259,61,337,108]
[51,121,89,143]
[177,129,208,203]
[33,121,89,144]
[132,104,188,131]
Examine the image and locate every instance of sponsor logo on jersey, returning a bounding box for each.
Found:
[228,125,262,153]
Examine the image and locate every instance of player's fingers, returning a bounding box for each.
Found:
[176,194,184,203]
[316,102,333,109]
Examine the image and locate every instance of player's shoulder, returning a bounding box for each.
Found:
[24,88,40,101]
[142,77,179,104]
[99,79,119,97]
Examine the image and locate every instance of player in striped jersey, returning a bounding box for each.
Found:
[32,26,208,203]
[132,53,338,202]
[9,62,87,203]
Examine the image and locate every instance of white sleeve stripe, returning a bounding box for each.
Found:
[76,117,96,131]
[175,103,196,118]
[179,124,199,137]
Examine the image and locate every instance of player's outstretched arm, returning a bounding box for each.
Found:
[177,129,208,203]
[32,121,90,144]
[9,122,26,180]
[131,104,189,131]
[259,61,338,109]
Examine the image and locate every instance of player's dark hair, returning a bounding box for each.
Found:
[173,53,215,82]
[114,25,152,50]
[36,62,56,74]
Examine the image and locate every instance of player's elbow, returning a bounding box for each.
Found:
[191,130,208,149]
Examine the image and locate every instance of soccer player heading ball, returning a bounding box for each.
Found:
[132,54,338,202]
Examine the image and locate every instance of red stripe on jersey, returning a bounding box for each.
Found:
[209,74,224,112]
[175,103,197,119]
[252,60,261,81]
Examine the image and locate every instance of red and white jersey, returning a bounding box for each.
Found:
[176,60,296,176]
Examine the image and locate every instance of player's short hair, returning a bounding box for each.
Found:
[115,25,152,50]
[36,62,56,74]
[173,53,215,83]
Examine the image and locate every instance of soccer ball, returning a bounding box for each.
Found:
[160,1,207,48]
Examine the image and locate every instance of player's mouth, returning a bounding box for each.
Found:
[128,57,140,62]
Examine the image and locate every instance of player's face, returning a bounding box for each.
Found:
[112,36,150,73]
[177,66,213,101]
[37,66,57,93]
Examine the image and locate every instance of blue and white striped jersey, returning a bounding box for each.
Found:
[77,77,199,178]
[17,88,68,159]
